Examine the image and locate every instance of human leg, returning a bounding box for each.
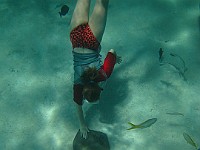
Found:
[89,0,109,42]
[70,0,91,31]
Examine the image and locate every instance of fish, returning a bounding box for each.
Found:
[160,80,173,88]
[166,112,184,116]
[170,53,176,57]
[127,118,157,130]
[170,53,187,71]
[183,132,198,149]
[59,5,69,17]
[159,48,164,63]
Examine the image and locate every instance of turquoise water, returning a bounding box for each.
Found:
[0,0,200,149]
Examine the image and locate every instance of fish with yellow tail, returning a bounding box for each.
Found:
[127,118,157,130]
[183,132,199,150]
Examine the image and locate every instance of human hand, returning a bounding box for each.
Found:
[116,55,122,64]
[80,125,89,139]
[108,49,122,64]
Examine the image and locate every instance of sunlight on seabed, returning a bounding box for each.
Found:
[101,123,146,146]
[40,105,57,122]
[13,74,50,93]
[37,105,63,148]
[12,72,71,94]
[167,29,190,47]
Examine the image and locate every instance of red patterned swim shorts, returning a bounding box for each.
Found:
[70,23,101,51]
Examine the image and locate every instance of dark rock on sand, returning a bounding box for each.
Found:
[73,130,110,150]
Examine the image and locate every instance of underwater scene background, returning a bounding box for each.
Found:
[0,0,200,149]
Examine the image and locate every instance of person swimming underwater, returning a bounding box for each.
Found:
[69,0,122,139]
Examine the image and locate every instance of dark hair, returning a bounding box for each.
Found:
[81,67,99,83]
[81,67,102,102]
[83,82,102,102]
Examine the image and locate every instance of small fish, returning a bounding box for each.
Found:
[166,112,184,116]
[160,80,173,88]
[159,48,164,63]
[59,5,69,17]
[170,53,177,57]
[183,132,198,149]
[127,118,157,130]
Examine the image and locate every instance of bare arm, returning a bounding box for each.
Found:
[75,103,89,139]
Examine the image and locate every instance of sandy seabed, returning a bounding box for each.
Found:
[0,0,200,150]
